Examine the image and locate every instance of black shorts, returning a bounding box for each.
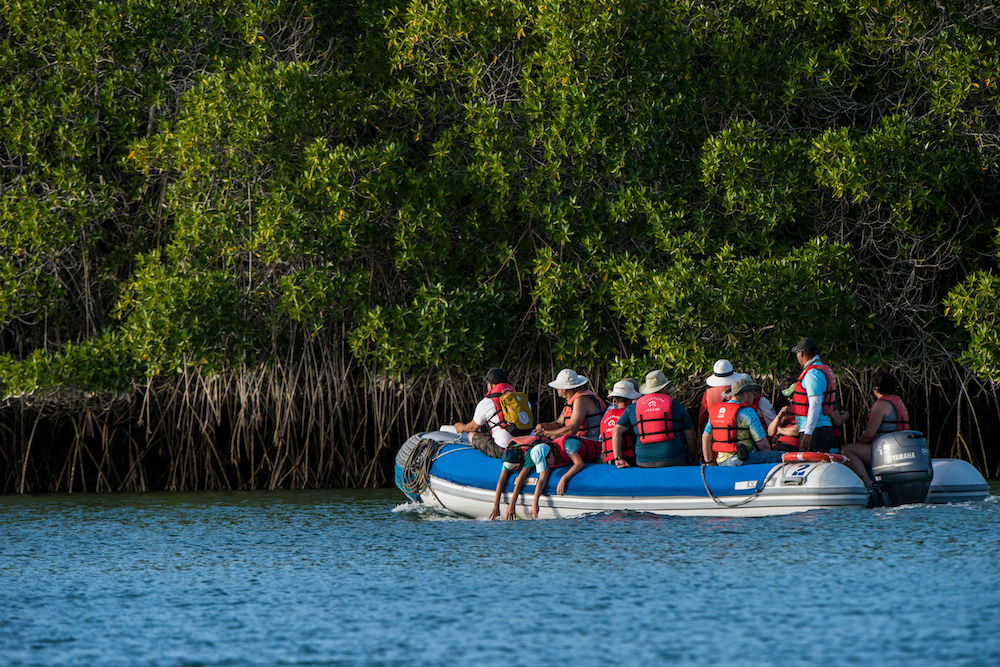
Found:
[801,426,835,452]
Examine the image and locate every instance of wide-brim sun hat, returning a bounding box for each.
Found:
[639,369,671,394]
[722,373,751,398]
[726,376,762,397]
[607,379,641,401]
[706,359,736,387]
[548,368,588,389]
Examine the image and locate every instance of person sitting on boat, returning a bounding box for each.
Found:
[487,441,540,520]
[534,368,606,459]
[842,370,911,485]
[502,438,598,519]
[453,367,529,458]
[612,370,695,468]
[600,379,640,466]
[767,385,802,452]
[789,337,839,452]
[702,376,784,466]
[698,359,736,433]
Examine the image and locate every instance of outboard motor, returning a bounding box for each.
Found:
[871,430,933,506]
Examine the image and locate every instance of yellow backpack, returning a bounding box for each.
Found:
[489,389,535,436]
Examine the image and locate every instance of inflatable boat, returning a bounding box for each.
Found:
[394,430,990,519]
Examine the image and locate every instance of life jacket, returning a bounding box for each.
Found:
[634,392,683,444]
[559,390,606,440]
[788,363,837,418]
[698,385,729,432]
[773,413,800,451]
[549,435,601,467]
[485,383,534,436]
[709,401,746,453]
[600,407,634,463]
[871,395,910,434]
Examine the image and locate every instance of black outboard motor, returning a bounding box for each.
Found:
[871,430,933,506]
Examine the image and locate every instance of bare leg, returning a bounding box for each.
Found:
[843,442,872,484]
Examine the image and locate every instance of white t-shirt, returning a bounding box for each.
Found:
[473,397,513,448]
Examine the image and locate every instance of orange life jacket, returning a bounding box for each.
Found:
[600,407,634,463]
[788,363,837,418]
[559,390,606,440]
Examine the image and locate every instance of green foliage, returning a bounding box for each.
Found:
[2,0,1000,394]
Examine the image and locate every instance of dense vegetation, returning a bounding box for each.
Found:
[2,0,999,489]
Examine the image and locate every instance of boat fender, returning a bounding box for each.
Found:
[781,451,848,464]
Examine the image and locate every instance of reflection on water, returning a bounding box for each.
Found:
[2,487,1000,665]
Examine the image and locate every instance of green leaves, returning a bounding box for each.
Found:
[2,0,999,392]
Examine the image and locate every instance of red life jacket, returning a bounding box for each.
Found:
[788,363,837,418]
[485,382,516,431]
[870,395,910,434]
[549,435,601,467]
[634,392,683,444]
[559,390,606,440]
[600,407,634,462]
[698,385,729,433]
[709,401,746,453]
[773,413,799,450]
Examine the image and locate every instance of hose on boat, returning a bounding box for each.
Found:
[699,462,787,509]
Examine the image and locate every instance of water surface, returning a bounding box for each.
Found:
[3,486,1000,665]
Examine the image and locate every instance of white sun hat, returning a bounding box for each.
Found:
[705,359,736,387]
[548,368,589,389]
[607,379,641,401]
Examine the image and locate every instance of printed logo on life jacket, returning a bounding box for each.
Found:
[715,405,727,419]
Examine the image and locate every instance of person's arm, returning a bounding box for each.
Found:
[538,397,592,439]
[684,428,697,460]
[859,400,891,445]
[531,467,552,518]
[701,428,714,464]
[612,424,631,468]
[505,467,532,520]
[767,407,787,438]
[556,452,585,495]
[489,468,512,520]
[454,419,479,434]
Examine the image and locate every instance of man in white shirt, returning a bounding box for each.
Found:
[454,368,518,457]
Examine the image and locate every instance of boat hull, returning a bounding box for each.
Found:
[395,432,989,519]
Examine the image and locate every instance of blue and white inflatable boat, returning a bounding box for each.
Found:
[394,430,990,518]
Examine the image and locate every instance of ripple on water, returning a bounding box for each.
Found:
[2,489,1000,665]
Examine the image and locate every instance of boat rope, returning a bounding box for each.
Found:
[700,462,788,509]
[396,436,472,500]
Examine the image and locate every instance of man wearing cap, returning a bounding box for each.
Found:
[454,367,527,458]
[698,359,737,433]
[788,338,839,452]
[612,370,696,468]
[600,380,641,465]
[702,376,783,466]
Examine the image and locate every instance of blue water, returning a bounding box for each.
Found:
[3,487,1000,666]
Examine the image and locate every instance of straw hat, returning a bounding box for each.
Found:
[706,359,736,387]
[639,369,671,394]
[607,379,641,401]
[548,368,588,389]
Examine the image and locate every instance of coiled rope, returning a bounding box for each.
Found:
[397,438,441,498]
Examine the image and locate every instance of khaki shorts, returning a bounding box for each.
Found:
[469,432,505,458]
